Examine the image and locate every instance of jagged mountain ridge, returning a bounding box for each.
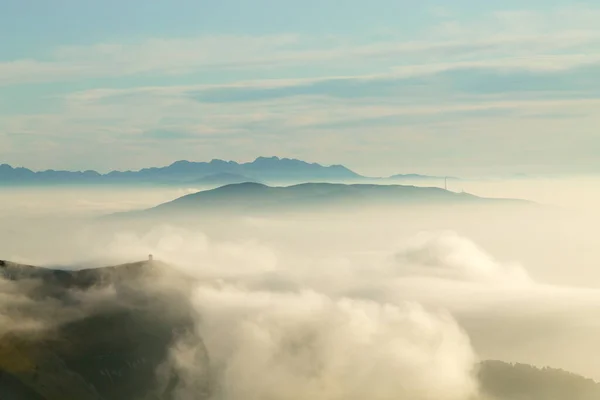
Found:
[0,156,457,185]
[0,156,359,185]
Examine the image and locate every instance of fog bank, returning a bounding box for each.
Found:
[2,178,600,396]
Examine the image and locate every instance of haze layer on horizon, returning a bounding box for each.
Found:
[2,178,600,384]
[2,0,599,177]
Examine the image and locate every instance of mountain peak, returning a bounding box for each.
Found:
[253,156,281,163]
[209,158,237,165]
[219,181,268,190]
[169,160,193,167]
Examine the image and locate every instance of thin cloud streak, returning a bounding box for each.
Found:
[2,9,600,86]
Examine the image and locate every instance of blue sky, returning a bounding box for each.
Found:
[1,0,599,176]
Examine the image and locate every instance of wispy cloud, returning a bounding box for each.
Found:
[2,5,600,174]
[3,66,599,174]
[60,52,600,111]
[2,6,600,86]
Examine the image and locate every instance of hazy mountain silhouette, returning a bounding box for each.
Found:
[188,172,258,185]
[0,164,102,185]
[0,157,462,186]
[0,157,360,186]
[115,182,530,218]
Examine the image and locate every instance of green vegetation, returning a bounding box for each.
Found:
[479,360,600,400]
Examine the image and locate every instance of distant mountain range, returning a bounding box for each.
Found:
[0,157,455,186]
[115,182,529,218]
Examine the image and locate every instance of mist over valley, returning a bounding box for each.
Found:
[1,165,600,399]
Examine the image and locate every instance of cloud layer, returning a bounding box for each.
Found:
[4,182,600,397]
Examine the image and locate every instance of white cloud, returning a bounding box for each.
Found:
[184,287,476,400]
[0,34,302,86]
[394,231,532,286]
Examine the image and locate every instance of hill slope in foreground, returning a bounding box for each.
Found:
[0,259,206,400]
[1,260,596,399]
[119,182,530,218]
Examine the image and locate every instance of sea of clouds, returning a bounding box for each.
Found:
[2,180,600,398]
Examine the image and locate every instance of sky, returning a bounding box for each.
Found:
[1,0,599,177]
